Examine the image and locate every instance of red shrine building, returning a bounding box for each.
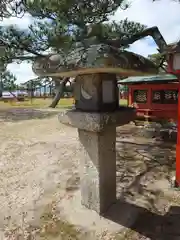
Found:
[119,74,179,122]
[119,40,180,187]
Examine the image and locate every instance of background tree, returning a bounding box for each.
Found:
[0,70,17,90]
[0,0,148,107]
[148,53,167,73]
[0,70,17,98]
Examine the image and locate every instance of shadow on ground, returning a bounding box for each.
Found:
[0,108,61,122]
[104,125,178,239]
[63,124,178,239]
[106,202,180,240]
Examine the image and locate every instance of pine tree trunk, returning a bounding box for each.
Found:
[49,77,69,108]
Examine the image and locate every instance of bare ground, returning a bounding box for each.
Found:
[0,108,179,240]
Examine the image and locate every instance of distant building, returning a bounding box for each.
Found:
[1,91,28,99]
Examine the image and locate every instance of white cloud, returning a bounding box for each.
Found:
[128,38,158,57]
[1,13,33,29]
[7,62,37,83]
[3,0,180,83]
[110,0,180,56]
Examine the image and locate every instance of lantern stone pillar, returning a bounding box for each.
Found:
[58,73,136,215]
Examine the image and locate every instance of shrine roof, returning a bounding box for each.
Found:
[163,41,180,54]
[118,74,178,85]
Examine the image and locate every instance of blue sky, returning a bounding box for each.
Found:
[2,0,180,83]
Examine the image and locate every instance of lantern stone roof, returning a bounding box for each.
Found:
[32,44,159,78]
[118,74,178,85]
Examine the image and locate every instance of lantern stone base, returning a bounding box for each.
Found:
[58,107,135,215]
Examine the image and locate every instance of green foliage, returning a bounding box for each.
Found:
[22,0,129,24]
[0,0,24,19]
[148,53,163,65]
[148,53,167,72]
[0,0,147,60]
[0,0,148,94]
[86,19,146,47]
[0,70,17,90]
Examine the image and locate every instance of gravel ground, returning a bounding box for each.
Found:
[0,108,179,240]
[0,108,81,239]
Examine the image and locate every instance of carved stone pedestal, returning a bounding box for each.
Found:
[79,126,116,214]
[59,108,135,214]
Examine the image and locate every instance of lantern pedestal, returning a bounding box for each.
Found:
[58,73,136,215]
[59,108,135,214]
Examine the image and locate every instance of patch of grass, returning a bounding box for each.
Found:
[0,98,74,109]
[0,98,127,109]
[119,99,128,106]
[114,229,141,240]
[3,202,84,240]
[37,202,83,240]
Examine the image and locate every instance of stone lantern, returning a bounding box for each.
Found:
[32,43,158,215]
